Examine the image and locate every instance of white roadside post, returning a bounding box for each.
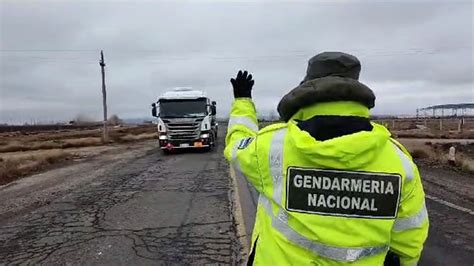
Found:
[448,146,456,166]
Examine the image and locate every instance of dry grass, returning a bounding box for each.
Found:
[400,139,474,174]
[0,125,157,184]
[0,137,102,153]
[62,137,103,147]
[394,129,474,139]
[0,150,71,185]
[394,130,436,139]
[457,130,474,139]
[118,133,157,142]
[0,125,157,153]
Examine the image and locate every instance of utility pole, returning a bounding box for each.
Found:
[99,50,108,143]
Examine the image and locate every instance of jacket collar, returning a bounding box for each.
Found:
[290,101,370,121]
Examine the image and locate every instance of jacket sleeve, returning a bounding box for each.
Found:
[390,142,429,266]
[224,98,263,193]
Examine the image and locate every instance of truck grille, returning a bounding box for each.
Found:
[164,120,201,140]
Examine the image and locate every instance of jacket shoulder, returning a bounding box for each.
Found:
[389,138,413,160]
[257,122,288,136]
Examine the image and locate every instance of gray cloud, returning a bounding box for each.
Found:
[0,0,473,123]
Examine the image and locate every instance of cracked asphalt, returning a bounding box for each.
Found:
[0,132,242,265]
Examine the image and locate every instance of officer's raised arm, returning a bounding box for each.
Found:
[224,70,262,192]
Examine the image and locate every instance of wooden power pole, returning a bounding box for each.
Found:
[99,50,109,143]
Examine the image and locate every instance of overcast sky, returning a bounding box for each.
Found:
[1,0,473,123]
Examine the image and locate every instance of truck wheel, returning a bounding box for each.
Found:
[204,137,214,152]
[211,134,217,148]
[211,132,217,147]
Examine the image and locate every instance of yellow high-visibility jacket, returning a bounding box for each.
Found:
[224,99,429,266]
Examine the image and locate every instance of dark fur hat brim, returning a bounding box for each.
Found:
[277,76,376,121]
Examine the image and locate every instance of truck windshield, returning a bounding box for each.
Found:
[159,99,207,118]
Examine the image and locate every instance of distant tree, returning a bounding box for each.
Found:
[269,110,279,122]
[71,114,95,125]
[108,114,122,126]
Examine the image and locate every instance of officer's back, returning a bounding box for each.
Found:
[225,52,429,266]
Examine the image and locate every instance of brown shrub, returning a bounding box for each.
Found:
[460,158,474,174]
[0,159,21,182]
[410,149,430,159]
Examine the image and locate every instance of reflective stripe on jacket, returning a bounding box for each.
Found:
[224,98,428,266]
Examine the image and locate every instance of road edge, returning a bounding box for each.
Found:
[229,168,250,260]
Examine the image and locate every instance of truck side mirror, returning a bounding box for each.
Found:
[151,103,157,117]
[211,106,216,116]
[211,101,216,115]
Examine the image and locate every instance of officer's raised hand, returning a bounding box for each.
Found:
[231,70,254,99]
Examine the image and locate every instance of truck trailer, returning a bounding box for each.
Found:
[151,88,218,153]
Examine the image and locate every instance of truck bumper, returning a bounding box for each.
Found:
[159,138,211,149]
[160,144,210,150]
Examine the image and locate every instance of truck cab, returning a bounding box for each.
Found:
[151,88,218,153]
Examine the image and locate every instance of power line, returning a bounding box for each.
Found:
[0,46,471,54]
[0,47,471,65]
[0,49,100,52]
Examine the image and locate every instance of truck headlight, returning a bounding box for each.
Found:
[200,133,210,139]
[201,116,211,131]
[157,118,167,133]
[159,135,168,140]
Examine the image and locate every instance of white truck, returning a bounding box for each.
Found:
[151,88,218,153]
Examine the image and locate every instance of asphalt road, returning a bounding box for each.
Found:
[0,135,242,265]
[1,128,473,265]
[235,164,474,266]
